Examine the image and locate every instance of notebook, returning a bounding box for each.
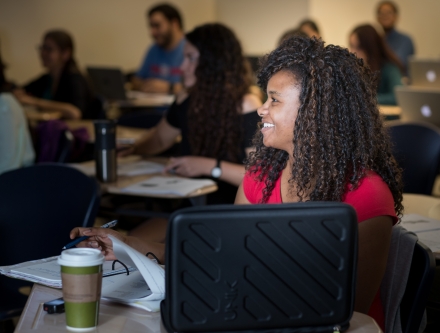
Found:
[395,86,440,126]
[409,59,440,89]
[161,202,358,333]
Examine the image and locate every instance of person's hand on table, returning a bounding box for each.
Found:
[69,227,126,261]
[117,144,135,157]
[164,156,215,178]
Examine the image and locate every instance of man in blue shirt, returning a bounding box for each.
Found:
[377,1,415,74]
[132,4,184,94]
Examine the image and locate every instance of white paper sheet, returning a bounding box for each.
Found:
[69,161,164,177]
[400,214,440,233]
[121,176,215,196]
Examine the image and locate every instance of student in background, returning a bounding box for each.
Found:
[0,47,35,174]
[349,24,403,105]
[377,1,415,73]
[235,36,403,331]
[278,28,308,46]
[14,30,95,120]
[131,3,184,94]
[298,19,320,38]
[71,23,262,261]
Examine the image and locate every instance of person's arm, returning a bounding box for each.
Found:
[70,227,165,263]
[134,77,182,94]
[235,182,251,204]
[119,117,181,157]
[164,157,246,186]
[355,215,393,313]
[13,91,81,119]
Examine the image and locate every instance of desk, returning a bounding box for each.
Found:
[64,120,148,143]
[378,105,402,120]
[72,156,218,200]
[15,284,382,333]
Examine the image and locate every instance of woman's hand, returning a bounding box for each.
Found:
[164,156,215,178]
[69,227,126,261]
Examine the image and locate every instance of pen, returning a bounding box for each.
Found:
[62,220,118,250]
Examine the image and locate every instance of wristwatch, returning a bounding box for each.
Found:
[211,159,222,178]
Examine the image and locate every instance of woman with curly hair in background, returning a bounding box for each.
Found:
[235,36,403,331]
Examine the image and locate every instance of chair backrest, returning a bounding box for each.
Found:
[0,164,100,319]
[400,241,436,333]
[387,120,440,194]
[56,129,74,163]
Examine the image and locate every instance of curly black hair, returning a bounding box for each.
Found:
[247,36,403,217]
[185,23,252,162]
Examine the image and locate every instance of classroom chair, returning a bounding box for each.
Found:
[0,164,100,322]
[400,241,436,333]
[382,225,436,333]
[387,120,440,195]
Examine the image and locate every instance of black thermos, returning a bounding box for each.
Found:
[94,120,117,183]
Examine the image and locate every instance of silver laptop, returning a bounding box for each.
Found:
[395,86,440,126]
[409,59,440,89]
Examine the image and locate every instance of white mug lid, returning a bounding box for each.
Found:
[58,248,105,267]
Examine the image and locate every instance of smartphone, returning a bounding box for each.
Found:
[43,297,65,314]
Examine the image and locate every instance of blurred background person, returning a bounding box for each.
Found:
[0,45,35,174]
[377,1,415,74]
[298,19,321,38]
[131,3,184,94]
[349,24,404,105]
[14,30,97,119]
[278,28,308,46]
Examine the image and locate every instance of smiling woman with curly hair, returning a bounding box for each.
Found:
[235,36,403,331]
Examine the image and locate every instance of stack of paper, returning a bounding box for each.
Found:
[0,256,134,289]
[121,176,216,196]
[70,160,164,177]
[401,214,440,252]
[0,237,165,312]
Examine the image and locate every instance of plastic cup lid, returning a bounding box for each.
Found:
[58,248,105,267]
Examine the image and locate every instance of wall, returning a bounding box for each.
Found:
[215,0,308,56]
[310,0,440,58]
[0,0,216,84]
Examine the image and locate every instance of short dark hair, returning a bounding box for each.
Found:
[148,3,183,30]
[377,1,398,14]
[299,19,320,35]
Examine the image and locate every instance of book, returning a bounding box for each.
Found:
[0,236,165,312]
[121,176,216,196]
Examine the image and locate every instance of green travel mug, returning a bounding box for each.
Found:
[58,248,105,331]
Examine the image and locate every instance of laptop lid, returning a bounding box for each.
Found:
[162,202,358,333]
[409,59,440,89]
[87,67,127,101]
[395,86,440,126]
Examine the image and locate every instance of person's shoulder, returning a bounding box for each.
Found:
[241,93,262,114]
[344,171,397,223]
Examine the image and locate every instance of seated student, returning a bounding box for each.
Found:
[234,36,403,331]
[0,48,35,174]
[14,30,96,119]
[131,3,184,94]
[349,24,403,105]
[70,37,402,332]
[121,23,262,205]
